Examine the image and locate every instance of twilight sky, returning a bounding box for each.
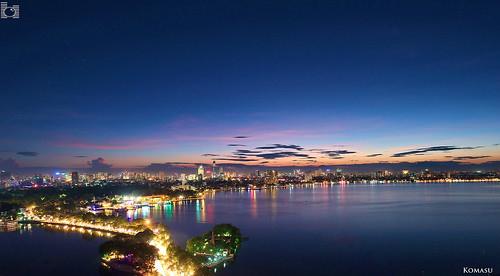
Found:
[1,0,500,169]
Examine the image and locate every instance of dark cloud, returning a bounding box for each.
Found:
[392,145,482,157]
[233,136,249,139]
[235,149,261,154]
[256,151,309,159]
[321,150,356,158]
[227,144,246,147]
[87,157,112,171]
[213,158,259,162]
[201,153,218,157]
[256,144,304,151]
[0,158,20,171]
[366,153,382,157]
[259,161,269,164]
[330,156,344,159]
[16,151,39,157]
[453,156,491,161]
[215,154,256,160]
[73,155,88,158]
[494,144,500,146]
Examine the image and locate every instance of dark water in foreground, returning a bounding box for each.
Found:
[0,226,105,275]
[1,183,500,275]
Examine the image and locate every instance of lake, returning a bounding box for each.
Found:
[2,182,500,275]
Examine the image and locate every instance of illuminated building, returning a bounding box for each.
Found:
[121,171,131,180]
[211,161,224,180]
[219,166,224,179]
[265,170,278,184]
[376,170,392,178]
[187,174,197,181]
[197,165,205,181]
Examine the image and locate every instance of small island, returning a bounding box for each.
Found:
[186,224,242,268]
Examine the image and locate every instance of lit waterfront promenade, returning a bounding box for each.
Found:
[20,212,196,276]
[20,215,139,235]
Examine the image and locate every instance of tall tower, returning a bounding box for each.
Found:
[212,161,217,179]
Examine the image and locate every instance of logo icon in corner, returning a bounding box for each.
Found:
[1,2,20,19]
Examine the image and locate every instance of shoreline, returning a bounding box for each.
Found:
[212,180,500,192]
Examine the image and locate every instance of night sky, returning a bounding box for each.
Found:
[1,0,499,170]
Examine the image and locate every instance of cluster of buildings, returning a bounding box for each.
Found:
[0,161,233,189]
[0,171,79,188]
[180,162,226,183]
[2,165,500,189]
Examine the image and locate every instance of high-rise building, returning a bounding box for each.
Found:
[71,171,79,185]
[197,165,205,181]
[212,161,217,179]
[265,170,278,184]
[219,166,224,179]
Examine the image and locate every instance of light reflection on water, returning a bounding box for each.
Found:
[128,182,500,276]
[5,183,497,275]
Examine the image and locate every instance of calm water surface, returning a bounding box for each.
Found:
[0,226,105,275]
[2,183,500,275]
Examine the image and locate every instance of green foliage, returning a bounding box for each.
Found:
[186,224,242,257]
[100,230,158,272]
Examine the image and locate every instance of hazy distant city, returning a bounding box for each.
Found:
[2,162,500,190]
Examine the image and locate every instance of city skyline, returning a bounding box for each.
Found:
[1,1,500,169]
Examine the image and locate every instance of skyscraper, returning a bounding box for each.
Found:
[197,165,204,181]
